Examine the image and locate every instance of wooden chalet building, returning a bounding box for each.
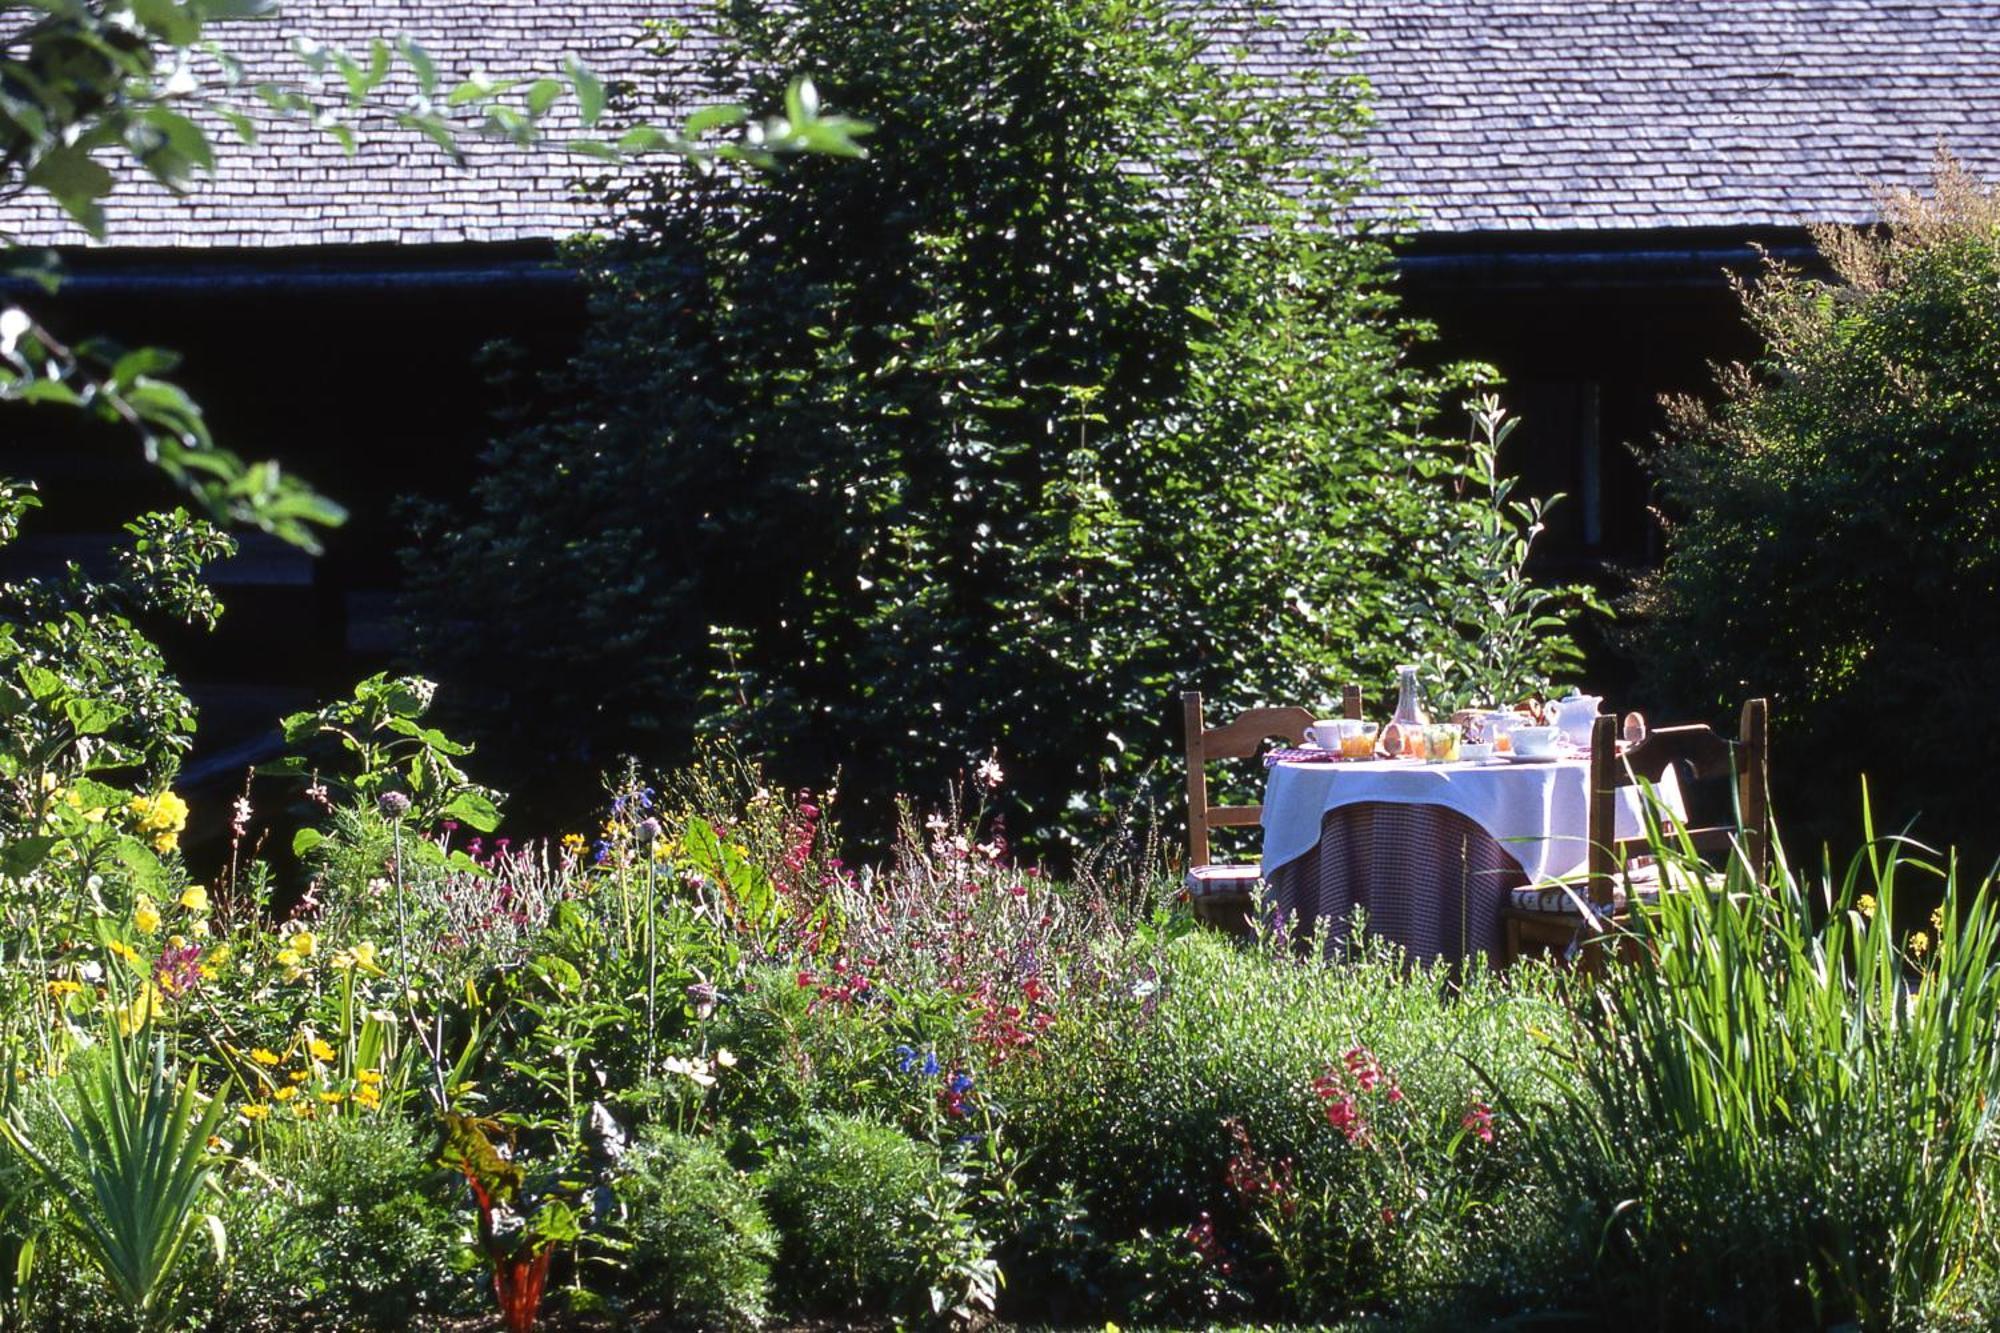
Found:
[3,0,1998,780]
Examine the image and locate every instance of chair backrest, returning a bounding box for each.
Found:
[1585,698,1770,907]
[1182,686,1358,867]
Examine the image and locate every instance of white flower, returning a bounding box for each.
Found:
[663,1056,716,1088]
[975,754,1004,789]
[714,1048,737,1068]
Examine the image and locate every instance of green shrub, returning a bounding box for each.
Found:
[215,1114,468,1329]
[614,1127,776,1330]
[403,0,1590,847]
[1632,157,2000,860]
[764,1112,995,1320]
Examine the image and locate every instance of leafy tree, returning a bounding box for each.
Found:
[1631,157,2000,858]
[406,0,1590,844]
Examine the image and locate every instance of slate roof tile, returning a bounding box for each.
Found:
[2,0,1996,246]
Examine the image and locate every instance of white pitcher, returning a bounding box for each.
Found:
[1552,691,1604,750]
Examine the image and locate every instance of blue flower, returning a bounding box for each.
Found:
[895,1046,942,1078]
[949,1070,974,1095]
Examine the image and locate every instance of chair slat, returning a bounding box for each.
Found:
[1205,805,1263,828]
[1199,706,1316,760]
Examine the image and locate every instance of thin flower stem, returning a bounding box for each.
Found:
[645,854,658,1076]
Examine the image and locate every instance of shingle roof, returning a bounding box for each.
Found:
[4,0,1997,247]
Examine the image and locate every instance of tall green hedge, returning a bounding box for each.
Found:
[1632,159,2000,858]
[406,0,1579,843]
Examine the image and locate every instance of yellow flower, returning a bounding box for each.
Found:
[316,1090,345,1105]
[108,939,140,966]
[332,941,380,973]
[275,948,300,968]
[288,1069,309,1084]
[357,1068,383,1086]
[151,831,179,854]
[133,895,162,936]
[561,833,587,852]
[1857,894,1878,920]
[1931,906,1946,933]
[272,1086,298,1102]
[250,1048,281,1066]
[308,1037,335,1063]
[239,1103,271,1122]
[179,884,209,913]
[128,791,189,837]
[353,1086,382,1111]
[290,931,317,958]
[1910,931,1932,957]
[47,979,82,998]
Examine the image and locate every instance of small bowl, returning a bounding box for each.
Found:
[1510,725,1559,758]
[1459,742,1494,763]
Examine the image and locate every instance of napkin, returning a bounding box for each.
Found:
[1263,747,1345,767]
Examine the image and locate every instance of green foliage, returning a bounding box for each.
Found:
[207,1114,469,1329]
[0,498,232,787]
[1632,158,2000,858]
[1009,931,1563,1324]
[404,0,1573,845]
[0,1025,229,1331]
[1516,809,2000,1329]
[1427,395,1603,712]
[276,673,502,833]
[764,1110,994,1320]
[613,1126,776,1330]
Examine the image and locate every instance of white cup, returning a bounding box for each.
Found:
[1510,725,1559,758]
[1306,720,1344,750]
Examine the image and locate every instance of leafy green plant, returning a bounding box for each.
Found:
[764,1111,993,1320]
[438,1112,595,1333]
[277,674,502,833]
[1514,800,2000,1328]
[613,1126,776,1330]
[0,1024,230,1330]
[1427,395,1603,712]
[192,1114,469,1330]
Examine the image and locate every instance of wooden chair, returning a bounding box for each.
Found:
[1182,684,1362,934]
[1503,698,1769,976]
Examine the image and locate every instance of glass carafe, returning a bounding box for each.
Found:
[1383,664,1429,758]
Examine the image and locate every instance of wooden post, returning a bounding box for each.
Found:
[1182,691,1210,869]
[1580,712,1620,979]
[1739,697,1770,886]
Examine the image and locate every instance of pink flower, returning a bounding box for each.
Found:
[1462,1101,1495,1144]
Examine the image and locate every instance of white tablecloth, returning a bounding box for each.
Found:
[1261,756,1684,885]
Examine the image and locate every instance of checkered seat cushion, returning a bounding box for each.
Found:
[1185,863,1261,897]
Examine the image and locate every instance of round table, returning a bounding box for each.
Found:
[1259,756,1682,964]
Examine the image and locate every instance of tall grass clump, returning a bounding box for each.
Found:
[1522,802,2000,1329]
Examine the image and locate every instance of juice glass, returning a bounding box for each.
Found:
[1339,721,1379,759]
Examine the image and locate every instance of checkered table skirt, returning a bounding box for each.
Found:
[1263,803,1527,964]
